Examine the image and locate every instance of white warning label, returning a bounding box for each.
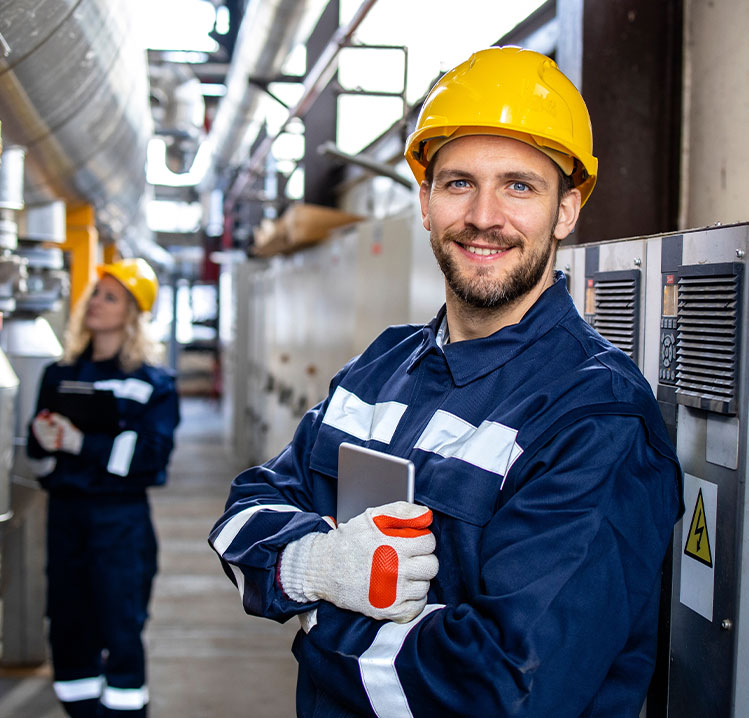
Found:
[680,474,717,622]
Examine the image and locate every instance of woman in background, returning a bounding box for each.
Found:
[27,258,180,718]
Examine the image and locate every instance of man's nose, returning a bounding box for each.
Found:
[464,188,507,231]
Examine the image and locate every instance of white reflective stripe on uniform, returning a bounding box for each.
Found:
[101,685,149,710]
[212,504,302,555]
[229,563,246,598]
[359,604,444,718]
[94,378,153,404]
[107,430,138,476]
[415,410,523,486]
[27,456,56,477]
[53,676,104,702]
[322,386,407,444]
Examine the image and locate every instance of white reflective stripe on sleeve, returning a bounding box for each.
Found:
[53,676,104,702]
[322,386,407,444]
[229,563,246,597]
[101,685,149,710]
[415,410,523,486]
[359,604,444,718]
[94,378,153,404]
[27,456,56,477]
[212,504,302,556]
[107,431,138,476]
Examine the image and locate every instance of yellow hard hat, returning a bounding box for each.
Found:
[405,46,598,206]
[97,258,159,312]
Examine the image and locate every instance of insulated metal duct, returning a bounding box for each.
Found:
[0,0,152,238]
[198,0,309,191]
[150,63,206,174]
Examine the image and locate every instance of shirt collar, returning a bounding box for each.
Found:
[409,272,576,386]
[435,313,450,348]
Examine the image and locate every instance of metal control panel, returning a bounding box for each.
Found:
[659,272,679,385]
[557,223,749,717]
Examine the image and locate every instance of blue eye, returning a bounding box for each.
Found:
[449,179,469,189]
[511,181,529,192]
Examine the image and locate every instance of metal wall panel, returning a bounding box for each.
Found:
[229,208,442,464]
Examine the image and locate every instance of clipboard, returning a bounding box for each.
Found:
[336,442,415,523]
[50,381,121,435]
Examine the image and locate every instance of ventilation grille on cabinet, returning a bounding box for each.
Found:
[675,265,742,415]
[592,270,641,362]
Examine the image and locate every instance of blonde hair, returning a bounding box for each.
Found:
[62,282,163,372]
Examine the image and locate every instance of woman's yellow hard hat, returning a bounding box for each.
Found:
[405,46,598,206]
[97,258,159,312]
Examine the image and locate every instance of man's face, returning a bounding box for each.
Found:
[419,135,580,311]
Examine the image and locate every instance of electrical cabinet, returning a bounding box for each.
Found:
[556,223,749,717]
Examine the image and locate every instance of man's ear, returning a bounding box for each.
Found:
[553,188,582,241]
[419,181,431,231]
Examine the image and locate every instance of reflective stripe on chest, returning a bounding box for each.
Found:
[321,387,523,482]
[93,378,153,404]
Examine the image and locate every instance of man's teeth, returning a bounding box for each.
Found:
[466,245,502,256]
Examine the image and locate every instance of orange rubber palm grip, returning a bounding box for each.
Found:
[368,509,433,609]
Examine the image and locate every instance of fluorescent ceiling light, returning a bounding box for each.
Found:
[200,83,227,97]
[142,0,218,51]
[160,51,212,64]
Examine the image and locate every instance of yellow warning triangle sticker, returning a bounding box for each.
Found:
[684,488,713,568]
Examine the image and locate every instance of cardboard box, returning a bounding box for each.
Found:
[283,203,363,247]
[252,203,363,257]
[253,218,287,257]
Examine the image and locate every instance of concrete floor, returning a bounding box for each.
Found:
[0,397,300,717]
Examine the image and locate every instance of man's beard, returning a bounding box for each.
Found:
[429,225,556,310]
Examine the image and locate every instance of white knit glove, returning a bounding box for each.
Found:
[31,411,83,455]
[279,501,438,623]
[32,411,59,452]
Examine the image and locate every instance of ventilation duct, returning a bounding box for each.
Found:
[0,0,152,239]
[592,270,641,361]
[584,269,642,362]
[676,263,742,415]
[198,0,309,192]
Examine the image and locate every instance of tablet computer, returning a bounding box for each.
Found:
[336,442,415,523]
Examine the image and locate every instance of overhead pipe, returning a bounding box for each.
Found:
[197,0,311,193]
[225,0,380,208]
[0,0,152,239]
[317,141,413,189]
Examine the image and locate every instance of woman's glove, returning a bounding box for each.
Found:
[31,411,83,455]
[279,501,438,623]
[31,411,58,452]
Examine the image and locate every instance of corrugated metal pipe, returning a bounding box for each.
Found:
[0,0,152,239]
[198,0,309,193]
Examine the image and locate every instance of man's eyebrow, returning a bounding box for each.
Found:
[433,168,475,183]
[499,170,550,188]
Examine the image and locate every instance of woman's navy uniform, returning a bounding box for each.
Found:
[28,348,179,717]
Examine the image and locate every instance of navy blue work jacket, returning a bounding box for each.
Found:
[209,273,683,717]
[27,351,180,495]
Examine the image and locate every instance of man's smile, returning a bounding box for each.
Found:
[451,236,519,261]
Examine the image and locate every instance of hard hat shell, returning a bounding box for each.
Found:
[96,258,158,312]
[405,46,598,206]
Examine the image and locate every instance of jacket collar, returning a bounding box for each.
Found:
[410,271,576,386]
